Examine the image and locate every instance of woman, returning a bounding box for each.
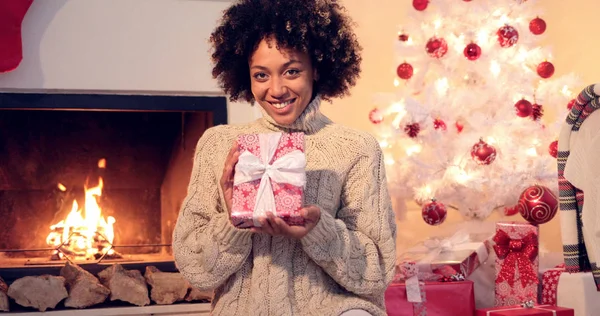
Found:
[173,1,397,315]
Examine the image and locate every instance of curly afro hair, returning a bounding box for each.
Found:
[209,0,362,103]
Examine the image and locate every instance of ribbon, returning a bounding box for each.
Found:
[233,132,306,227]
[493,229,538,287]
[485,304,557,316]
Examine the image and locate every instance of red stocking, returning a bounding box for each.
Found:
[0,0,34,73]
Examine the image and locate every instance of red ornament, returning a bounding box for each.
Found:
[504,205,519,216]
[413,0,428,11]
[537,61,555,79]
[422,199,447,226]
[517,185,558,225]
[567,99,576,110]
[529,17,546,35]
[497,25,519,48]
[369,108,383,124]
[464,43,482,61]
[396,62,414,80]
[426,37,448,58]
[548,140,558,158]
[471,139,497,165]
[515,99,533,117]
[455,121,464,133]
[0,0,33,73]
[531,103,543,121]
[433,118,447,131]
[398,33,409,42]
[404,122,420,138]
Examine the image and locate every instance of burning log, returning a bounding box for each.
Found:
[144,266,188,305]
[7,275,68,312]
[60,262,110,308]
[0,276,9,312]
[98,264,150,307]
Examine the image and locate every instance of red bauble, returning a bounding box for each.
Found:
[504,205,519,216]
[529,17,546,35]
[433,118,447,131]
[471,139,497,165]
[517,185,558,225]
[426,37,448,58]
[398,33,409,42]
[396,62,414,80]
[455,121,464,133]
[464,43,482,61]
[369,108,383,124]
[497,25,519,48]
[515,99,533,117]
[531,103,544,121]
[537,61,555,79]
[548,140,558,158]
[422,199,447,226]
[567,99,576,110]
[404,122,420,138]
[413,0,428,11]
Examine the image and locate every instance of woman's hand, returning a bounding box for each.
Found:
[220,141,240,214]
[251,205,321,240]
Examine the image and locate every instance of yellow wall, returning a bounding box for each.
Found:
[320,0,600,253]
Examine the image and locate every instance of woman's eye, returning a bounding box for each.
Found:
[286,69,301,76]
[253,73,268,80]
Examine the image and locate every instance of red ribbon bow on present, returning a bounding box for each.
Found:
[493,229,538,287]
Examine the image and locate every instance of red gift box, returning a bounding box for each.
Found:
[231,132,306,228]
[476,304,574,315]
[385,280,475,316]
[493,222,539,306]
[396,230,490,281]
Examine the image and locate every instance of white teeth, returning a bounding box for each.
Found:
[271,99,294,109]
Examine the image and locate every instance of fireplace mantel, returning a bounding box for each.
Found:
[3,303,210,316]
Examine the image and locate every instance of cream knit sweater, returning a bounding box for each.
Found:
[173,97,397,316]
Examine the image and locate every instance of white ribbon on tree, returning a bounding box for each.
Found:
[233,133,306,227]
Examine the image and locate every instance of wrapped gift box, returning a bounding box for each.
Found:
[476,304,574,316]
[231,132,306,228]
[396,230,490,281]
[555,271,600,316]
[385,280,475,316]
[493,222,539,306]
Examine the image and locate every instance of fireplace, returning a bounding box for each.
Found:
[0,92,224,313]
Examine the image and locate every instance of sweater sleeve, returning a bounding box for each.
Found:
[300,135,397,296]
[172,127,253,291]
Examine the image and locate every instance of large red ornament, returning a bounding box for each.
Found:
[529,17,547,35]
[396,62,414,80]
[531,103,543,121]
[548,140,558,158]
[567,99,576,110]
[497,25,519,48]
[422,199,447,226]
[537,61,555,79]
[404,122,421,138]
[0,0,34,73]
[464,43,482,61]
[471,139,497,165]
[426,37,448,58]
[433,118,447,131]
[413,0,428,11]
[517,185,558,225]
[515,99,533,117]
[369,108,383,124]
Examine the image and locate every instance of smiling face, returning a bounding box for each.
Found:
[249,38,317,126]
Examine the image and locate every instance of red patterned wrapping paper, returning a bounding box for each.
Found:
[396,230,491,281]
[493,222,539,307]
[475,304,574,316]
[385,280,475,316]
[231,132,306,228]
[539,264,565,305]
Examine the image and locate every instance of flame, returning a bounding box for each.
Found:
[46,159,116,260]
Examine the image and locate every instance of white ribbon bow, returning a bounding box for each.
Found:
[233,133,306,227]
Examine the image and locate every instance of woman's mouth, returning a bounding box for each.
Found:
[270,98,296,110]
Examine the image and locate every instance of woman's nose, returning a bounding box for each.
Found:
[269,77,287,97]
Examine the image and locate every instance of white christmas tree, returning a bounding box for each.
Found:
[371,0,580,224]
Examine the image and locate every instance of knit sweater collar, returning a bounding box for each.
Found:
[258,95,331,134]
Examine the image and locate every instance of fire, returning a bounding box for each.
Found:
[46,159,116,260]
